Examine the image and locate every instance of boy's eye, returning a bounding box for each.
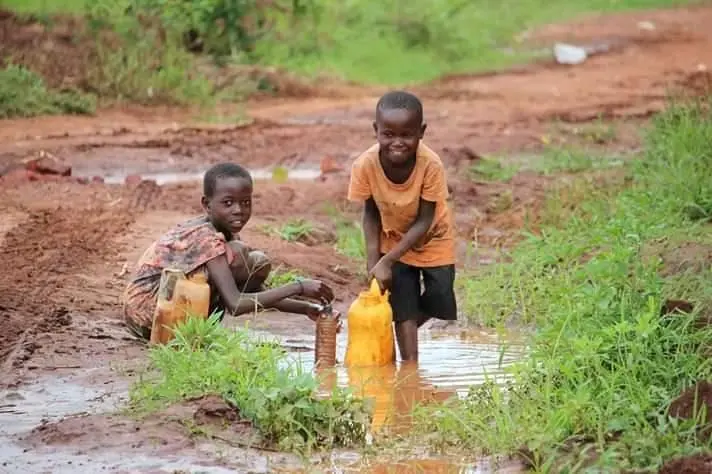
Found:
[224,200,233,206]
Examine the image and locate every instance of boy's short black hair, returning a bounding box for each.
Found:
[376,90,424,123]
[203,162,252,197]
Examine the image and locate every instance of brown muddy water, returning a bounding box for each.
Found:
[261,325,524,435]
[0,327,526,473]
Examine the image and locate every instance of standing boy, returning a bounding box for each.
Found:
[347,90,457,362]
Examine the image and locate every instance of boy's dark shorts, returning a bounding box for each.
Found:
[389,260,457,323]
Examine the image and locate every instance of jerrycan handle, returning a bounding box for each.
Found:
[369,278,390,302]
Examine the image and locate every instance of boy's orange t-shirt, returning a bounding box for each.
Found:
[347,142,456,268]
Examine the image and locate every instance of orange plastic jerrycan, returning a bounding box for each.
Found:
[151,270,211,345]
[150,268,185,345]
[344,279,395,367]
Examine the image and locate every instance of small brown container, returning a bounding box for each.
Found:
[314,304,338,368]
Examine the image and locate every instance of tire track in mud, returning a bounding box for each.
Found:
[0,182,160,377]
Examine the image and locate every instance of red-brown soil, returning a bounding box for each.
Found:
[668,381,712,438]
[2,4,712,472]
[659,453,712,474]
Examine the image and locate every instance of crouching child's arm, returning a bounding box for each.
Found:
[206,255,333,316]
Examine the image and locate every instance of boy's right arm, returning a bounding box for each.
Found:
[347,156,381,274]
[363,197,382,274]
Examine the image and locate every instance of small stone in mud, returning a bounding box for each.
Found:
[24,152,72,177]
[124,174,143,187]
[191,394,245,426]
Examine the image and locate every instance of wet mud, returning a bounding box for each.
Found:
[2,4,712,472]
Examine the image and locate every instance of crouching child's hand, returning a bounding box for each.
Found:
[305,303,343,333]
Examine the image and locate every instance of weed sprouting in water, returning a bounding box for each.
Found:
[415,98,712,471]
[130,313,372,452]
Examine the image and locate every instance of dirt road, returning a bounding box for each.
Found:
[1,5,711,472]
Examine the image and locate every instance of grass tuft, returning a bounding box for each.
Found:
[130,313,372,453]
[0,64,96,118]
[418,98,712,471]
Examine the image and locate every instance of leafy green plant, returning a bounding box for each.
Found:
[335,219,365,262]
[84,0,216,105]
[131,313,371,452]
[415,98,712,471]
[276,219,315,242]
[0,64,96,118]
[127,0,319,61]
[265,267,304,288]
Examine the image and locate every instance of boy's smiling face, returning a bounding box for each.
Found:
[373,108,426,167]
[202,176,253,240]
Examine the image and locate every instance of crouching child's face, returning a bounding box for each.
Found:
[203,175,253,241]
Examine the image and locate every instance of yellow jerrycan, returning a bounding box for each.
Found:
[151,271,211,345]
[344,279,396,367]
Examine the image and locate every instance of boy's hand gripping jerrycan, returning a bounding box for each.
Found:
[344,279,396,367]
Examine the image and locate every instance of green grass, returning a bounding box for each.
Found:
[470,158,519,183]
[265,267,304,288]
[0,64,96,118]
[413,98,712,471]
[529,147,628,176]
[264,219,316,243]
[254,0,700,84]
[1,0,700,88]
[130,313,371,453]
[0,0,86,14]
[334,218,366,262]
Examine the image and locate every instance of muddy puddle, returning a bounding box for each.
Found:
[0,329,524,473]
[247,324,524,436]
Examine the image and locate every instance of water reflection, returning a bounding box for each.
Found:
[315,358,502,435]
[262,327,524,435]
[316,362,453,434]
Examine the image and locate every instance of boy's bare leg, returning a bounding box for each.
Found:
[395,320,419,362]
[395,312,431,361]
[244,250,271,291]
[228,241,271,291]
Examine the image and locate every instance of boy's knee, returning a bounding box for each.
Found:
[228,241,250,265]
[248,251,271,279]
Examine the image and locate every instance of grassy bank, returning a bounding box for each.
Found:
[3,0,700,85]
[414,99,712,471]
[130,314,371,452]
[0,0,700,119]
